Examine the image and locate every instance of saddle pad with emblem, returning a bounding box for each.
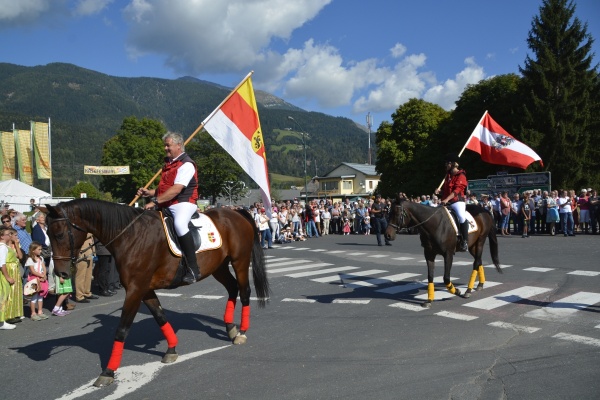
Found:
[441,207,478,235]
[160,212,222,256]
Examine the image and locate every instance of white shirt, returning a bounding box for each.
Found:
[557,196,572,213]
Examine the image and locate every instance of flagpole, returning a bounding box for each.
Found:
[435,110,488,192]
[128,71,255,206]
[48,117,53,196]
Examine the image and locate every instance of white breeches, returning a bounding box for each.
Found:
[450,201,467,223]
[169,202,198,236]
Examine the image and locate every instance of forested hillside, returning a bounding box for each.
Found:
[0,63,371,191]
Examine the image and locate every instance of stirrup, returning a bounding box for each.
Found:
[459,240,468,251]
[182,268,199,285]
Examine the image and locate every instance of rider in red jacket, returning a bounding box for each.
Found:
[438,153,469,251]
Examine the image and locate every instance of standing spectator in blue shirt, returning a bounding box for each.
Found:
[12,213,32,260]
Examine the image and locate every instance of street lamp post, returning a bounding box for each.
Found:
[287,116,308,205]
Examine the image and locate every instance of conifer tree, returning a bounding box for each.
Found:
[519,0,599,189]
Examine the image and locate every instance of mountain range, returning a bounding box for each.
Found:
[0,62,373,191]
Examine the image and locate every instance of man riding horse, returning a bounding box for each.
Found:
[437,153,469,251]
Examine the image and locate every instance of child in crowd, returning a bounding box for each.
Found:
[52,271,73,317]
[25,242,49,320]
[342,217,351,235]
[363,216,371,235]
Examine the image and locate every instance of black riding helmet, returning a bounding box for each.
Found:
[445,153,459,163]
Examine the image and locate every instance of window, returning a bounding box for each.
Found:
[342,180,353,190]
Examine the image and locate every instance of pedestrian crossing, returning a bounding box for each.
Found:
[156,250,600,347]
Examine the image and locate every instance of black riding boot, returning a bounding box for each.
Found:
[459,221,469,251]
[179,231,200,285]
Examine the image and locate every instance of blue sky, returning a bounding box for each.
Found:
[1,0,599,128]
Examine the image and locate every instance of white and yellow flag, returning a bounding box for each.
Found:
[0,131,16,180]
[32,121,52,179]
[15,129,33,185]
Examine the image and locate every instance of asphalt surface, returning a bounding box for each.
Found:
[2,231,599,400]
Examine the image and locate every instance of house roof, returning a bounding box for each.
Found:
[321,162,378,178]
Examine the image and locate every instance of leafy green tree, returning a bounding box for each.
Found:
[99,117,166,202]
[187,131,244,204]
[375,99,449,196]
[519,0,599,188]
[63,181,108,200]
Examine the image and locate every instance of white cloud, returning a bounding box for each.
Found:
[0,0,55,24]
[390,43,406,59]
[73,0,114,16]
[423,57,485,110]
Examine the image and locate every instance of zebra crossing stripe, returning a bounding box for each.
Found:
[392,257,415,261]
[388,302,425,311]
[414,281,504,301]
[344,273,421,289]
[332,299,371,304]
[156,292,182,297]
[451,261,473,266]
[435,311,478,321]
[488,321,540,333]
[463,286,552,310]
[267,259,311,268]
[553,332,600,347]
[312,269,388,283]
[568,270,600,276]
[269,263,333,274]
[524,292,600,322]
[524,267,555,272]
[347,252,366,256]
[282,298,316,303]
[310,249,327,252]
[191,295,224,299]
[291,247,310,251]
[376,281,424,294]
[327,250,345,254]
[286,266,360,278]
[484,264,512,269]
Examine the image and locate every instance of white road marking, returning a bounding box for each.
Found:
[332,299,371,304]
[344,273,421,289]
[484,264,512,269]
[282,298,316,303]
[269,263,333,274]
[367,254,388,258]
[392,257,415,261]
[388,302,425,311]
[347,252,366,256]
[463,286,552,310]
[376,282,425,294]
[567,270,600,276]
[156,292,182,297]
[327,250,345,254]
[309,249,327,252]
[524,292,600,322]
[286,266,359,278]
[191,295,223,299]
[451,261,473,266]
[488,321,540,333]
[267,259,310,268]
[311,269,388,283]
[553,332,600,347]
[524,267,555,272]
[291,247,310,251]
[435,311,478,321]
[57,345,230,400]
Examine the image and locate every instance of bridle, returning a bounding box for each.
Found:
[48,205,87,270]
[387,201,443,233]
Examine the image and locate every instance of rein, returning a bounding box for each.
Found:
[389,203,443,232]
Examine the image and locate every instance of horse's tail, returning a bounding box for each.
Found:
[236,209,270,307]
[487,217,502,274]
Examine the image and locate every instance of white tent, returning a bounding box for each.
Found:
[0,179,56,212]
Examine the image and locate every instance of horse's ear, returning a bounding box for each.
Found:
[38,206,48,214]
[44,204,57,217]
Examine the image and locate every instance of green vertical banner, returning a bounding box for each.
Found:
[32,121,51,179]
[1,131,16,180]
[15,129,34,185]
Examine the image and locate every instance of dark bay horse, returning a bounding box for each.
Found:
[44,199,270,387]
[385,197,501,308]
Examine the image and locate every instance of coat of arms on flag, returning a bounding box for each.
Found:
[207,232,216,243]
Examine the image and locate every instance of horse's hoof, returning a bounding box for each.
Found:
[463,289,472,299]
[93,375,114,387]
[455,288,462,297]
[226,324,238,340]
[162,353,178,363]
[233,333,247,345]
[476,283,484,291]
[421,301,433,309]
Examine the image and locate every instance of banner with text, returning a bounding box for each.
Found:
[32,121,52,179]
[15,129,33,185]
[0,131,16,180]
[84,165,130,175]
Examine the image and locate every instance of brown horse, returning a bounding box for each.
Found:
[385,197,501,308]
[44,198,270,387]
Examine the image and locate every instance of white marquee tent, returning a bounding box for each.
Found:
[0,179,69,212]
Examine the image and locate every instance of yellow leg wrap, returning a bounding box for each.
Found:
[445,282,456,294]
[468,270,477,290]
[478,265,485,284]
[427,283,435,301]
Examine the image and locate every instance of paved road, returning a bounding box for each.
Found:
[3,232,599,399]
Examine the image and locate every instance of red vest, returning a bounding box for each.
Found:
[156,153,198,207]
[442,169,467,203]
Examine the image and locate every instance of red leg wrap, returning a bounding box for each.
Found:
[224,299,236,324]
[107,340,125,371]
[240,305,250,331]
[160,322,178,348]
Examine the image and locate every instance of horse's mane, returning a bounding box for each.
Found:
[56,198,148,238]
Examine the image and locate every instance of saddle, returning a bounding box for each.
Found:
[441,206,478,236]
[160,209,222,257]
